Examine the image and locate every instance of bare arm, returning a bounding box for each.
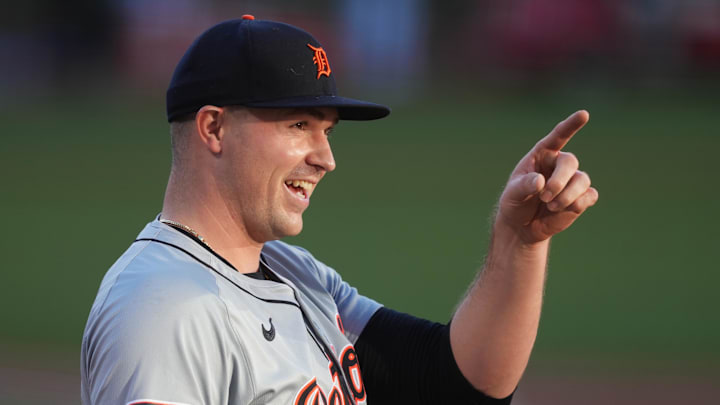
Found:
[450,110,599,398]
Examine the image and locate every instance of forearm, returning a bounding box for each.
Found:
[448,110,597,398]
[450,218,549,398]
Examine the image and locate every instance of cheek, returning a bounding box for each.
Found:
[269,137,306,162]
[267,142,308,178]
[229,133,308,195]
[220,148,265,201]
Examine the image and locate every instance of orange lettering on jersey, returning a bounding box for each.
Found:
[327,354,351,404]
[307,44,331,79]
[294,344,366,405]
[335,314,345,334]
[340,346,366,402]
[327,386,344,405]
[294,377,328,405]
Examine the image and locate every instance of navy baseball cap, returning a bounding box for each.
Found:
[166,15,391,122]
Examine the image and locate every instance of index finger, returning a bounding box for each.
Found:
[536,110,589,152]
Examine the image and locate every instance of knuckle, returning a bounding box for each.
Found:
[569,204,585,214]
[554,194,572,207]
[545,179,562,192]
[570,188,599,213]
[563,152,579,167]
[590,187,600,202]
[576,170,591,185]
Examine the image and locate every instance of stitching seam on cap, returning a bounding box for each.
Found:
[243,20,254,101]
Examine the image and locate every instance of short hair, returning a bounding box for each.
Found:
[168,106,249,168]
[169,116,195,168]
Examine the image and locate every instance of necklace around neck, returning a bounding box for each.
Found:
[159,218,213,250]
[159,217,270,280]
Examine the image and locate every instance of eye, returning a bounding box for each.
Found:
[325,127,334,138]
[291,121,307,130]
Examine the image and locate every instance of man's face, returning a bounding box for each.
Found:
[219,107,338,244]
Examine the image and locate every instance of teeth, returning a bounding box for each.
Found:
[284,180,314,192]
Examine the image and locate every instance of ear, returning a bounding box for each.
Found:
[194,105,227,154]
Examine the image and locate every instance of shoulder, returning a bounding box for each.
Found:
[106,238,221,306]
[262,240,349,287]
[263,240,325,277]
[263,240,317,263]
[81,240,246,404]
[84,240,230,351]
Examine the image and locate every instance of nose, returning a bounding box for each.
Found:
[307,133,336,173]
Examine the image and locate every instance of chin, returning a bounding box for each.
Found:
[271,216,304,239]
[283,222,304,237]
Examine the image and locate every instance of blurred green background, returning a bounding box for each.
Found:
[2,1,719,404]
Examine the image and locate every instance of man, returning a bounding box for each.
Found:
[81,16,598,405]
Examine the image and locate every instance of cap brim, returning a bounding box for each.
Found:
[244,95,390,121]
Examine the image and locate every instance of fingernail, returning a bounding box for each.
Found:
[547,201,559,211]
[541,191,552,202]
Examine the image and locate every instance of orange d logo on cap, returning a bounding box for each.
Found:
[307,44,331,79]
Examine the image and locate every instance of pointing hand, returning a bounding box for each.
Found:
[496,110,599,244]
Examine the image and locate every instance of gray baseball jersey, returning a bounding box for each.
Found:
[81,217,381,405]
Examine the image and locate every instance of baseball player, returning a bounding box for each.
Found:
[81,16,598,405]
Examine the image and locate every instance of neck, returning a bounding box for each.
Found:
[162,171,263,274]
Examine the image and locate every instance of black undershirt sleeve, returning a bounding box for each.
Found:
[354,307,514,404]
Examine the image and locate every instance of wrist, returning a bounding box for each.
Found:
[491,216,550,255]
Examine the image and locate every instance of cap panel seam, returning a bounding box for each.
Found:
[243,20,254,102]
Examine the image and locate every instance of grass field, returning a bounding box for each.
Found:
[1,84,718,402]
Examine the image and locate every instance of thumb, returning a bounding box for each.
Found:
[503,172,544,203]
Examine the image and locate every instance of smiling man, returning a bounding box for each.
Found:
[81,16,597,405]
[161,106,340,273]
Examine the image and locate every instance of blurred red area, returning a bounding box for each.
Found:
[487,0,619,70]
[3,0,719,96]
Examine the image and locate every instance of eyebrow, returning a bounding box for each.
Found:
[284,108,340,125]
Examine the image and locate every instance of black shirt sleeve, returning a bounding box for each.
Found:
[354,307,514,404]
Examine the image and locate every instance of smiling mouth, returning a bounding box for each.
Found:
[284,180,314,199]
